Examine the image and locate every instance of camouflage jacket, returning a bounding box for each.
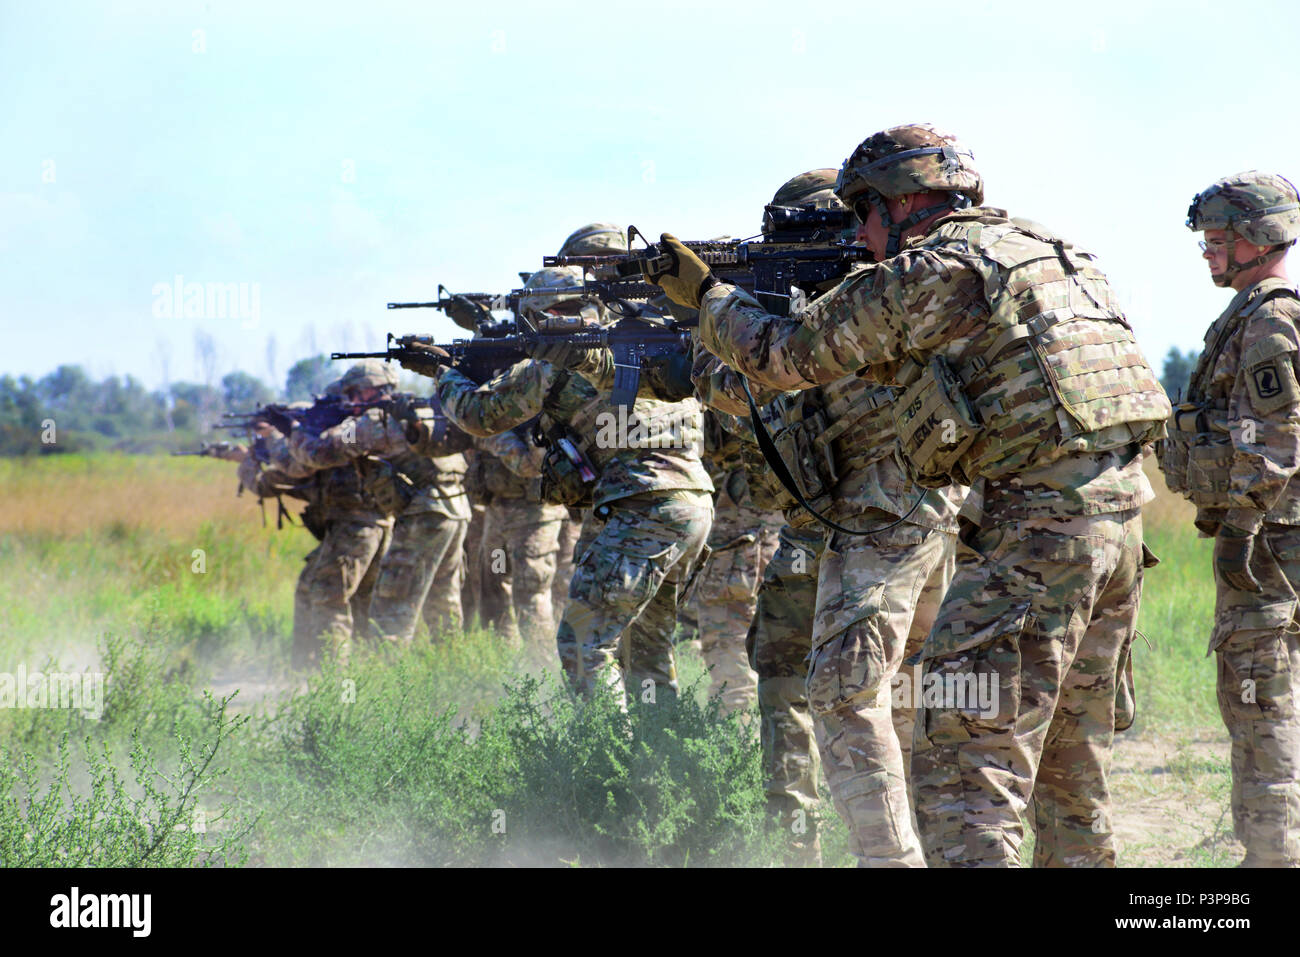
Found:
[436,354,713,508]
[1175,278,1300,533]
[693,319,962,531]
[698,207,1165,522]
[289,407,472,521]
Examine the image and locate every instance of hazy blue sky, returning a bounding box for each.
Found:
[4,0,1299,390]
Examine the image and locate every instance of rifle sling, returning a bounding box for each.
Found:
[741,375,925,538]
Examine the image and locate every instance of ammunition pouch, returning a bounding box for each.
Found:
[540,424,596,508]
[740,439,792,513]
[768,396,837,527]
[1158,401,1233,506]
[359,456,416,516]
[893,356,979,488]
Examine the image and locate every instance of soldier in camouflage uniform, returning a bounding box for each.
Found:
[239,388,394,669]
[286,361,473,648]
[1162,172,1300,867]
[457,450,513,637]
[474,424,570,651]
[398,267,714,705]
[689,409,784,715]
[658,126,1172,867]
[688,168,964,866]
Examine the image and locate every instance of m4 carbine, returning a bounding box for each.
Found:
[172,441,240,460]
[544,207,873,316]
[331,314,695,409]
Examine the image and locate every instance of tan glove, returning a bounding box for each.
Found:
[397,343,451,379]
[642,233,719,310]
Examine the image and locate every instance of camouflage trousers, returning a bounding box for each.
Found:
[458,501,509,632]
[809,518,954,867]
[292,515,392,669]
[1211,522,1300,867]
[369,511,467,643]
[482,500,570,651]
[913,508,1147,868]
[552,510,585,625]
[696,501,783,715]
[558,489,713,705]
[748,523,824,857]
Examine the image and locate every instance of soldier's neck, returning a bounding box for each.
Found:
[1230,255,1290,292]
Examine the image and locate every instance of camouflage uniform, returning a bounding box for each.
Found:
[289,366,473,648]
[432,268,714,705]
[474,425,571,651]
[688,168,965,866]
[242,428,393,668]
[552,508,585,624]
[458,449,510,632]
[692,127,1171,867]
[371,444,470,641]
[692,410,784,715]
[1161,171,1300,866]
[748,522,824,847]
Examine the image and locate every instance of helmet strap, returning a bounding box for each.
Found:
[871,190,967,256]
[1218,238,1295,286]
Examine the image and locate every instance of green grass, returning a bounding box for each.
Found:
[0,454,1238,866]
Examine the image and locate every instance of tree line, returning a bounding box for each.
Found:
[0,357,334,455]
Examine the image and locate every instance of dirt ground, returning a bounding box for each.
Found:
[1111,727,1242,867]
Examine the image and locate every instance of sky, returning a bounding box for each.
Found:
[4,0,1300,390]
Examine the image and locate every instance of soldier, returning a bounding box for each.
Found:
[283,360,473,648]
[688,167,964,866]
[692,411,784,716]
[473,423,570,652]
[1162,171,1300,867]
[239,387,394,669]
[397,267,714,706]
[655,125,1171,867]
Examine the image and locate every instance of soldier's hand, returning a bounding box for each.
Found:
[398,344,451,379]
[642,233,719,310]
[261,408,298,437]
[446,298,490,332]
[641,352,696,401]
[218,443,249,463]
[1215,523,1262,592]
[527,336,585,371]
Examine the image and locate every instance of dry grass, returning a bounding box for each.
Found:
[0,454,265,539]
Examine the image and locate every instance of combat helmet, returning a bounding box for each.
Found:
[835,123,982,256]
[557,223,627,258]
[1187,171,1300,286]
[339,358,399,394]
[519,265,604,330]
[772,169,845,210]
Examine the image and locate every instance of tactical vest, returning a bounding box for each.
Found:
[356,455,415,516]
[1159,279,1300,506]
[742,377,899,525]
[891,212,1170,486]
[538,369,706,507]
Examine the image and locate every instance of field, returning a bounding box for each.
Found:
[0,453,1239,867]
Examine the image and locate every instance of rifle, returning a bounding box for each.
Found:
[172,441,239,460]
[543,206,871,316]
[331,314,695,408]
[387,278,535,321]
[221,393,427,438]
